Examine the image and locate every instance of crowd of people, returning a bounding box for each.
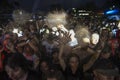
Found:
[0,10,120,80]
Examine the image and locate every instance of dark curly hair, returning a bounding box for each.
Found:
[6,53,33,72]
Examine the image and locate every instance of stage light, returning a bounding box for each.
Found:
[13,28,18,33]
[105,9,119,15]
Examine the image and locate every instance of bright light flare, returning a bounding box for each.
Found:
[13,28,18,33]
[13,29,23,37]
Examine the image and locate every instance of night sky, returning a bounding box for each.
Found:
[0,0,119,24]
[0,0,119,12]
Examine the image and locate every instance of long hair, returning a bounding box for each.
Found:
[6,53,33,72]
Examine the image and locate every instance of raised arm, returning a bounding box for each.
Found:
[58,45,66,70]
[83,49,100,72]
[58,31,71,70]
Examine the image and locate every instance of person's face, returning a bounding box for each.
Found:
[69,57,79,68]
[24,46,33,54]
[29,25,35,32]
[113,40,119,48]
[91,33,99,45]
[5,65,24,80]
[12,33,18,40]
[40,61,49,72]
[17,47,23,53]
[102,53,110,59]
[23,29,30,36]
[52,52,58,59]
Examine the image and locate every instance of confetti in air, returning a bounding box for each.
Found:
[75,26,91,47]
[46,11,67,28]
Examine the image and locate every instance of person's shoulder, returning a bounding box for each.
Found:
[27,70,41,80]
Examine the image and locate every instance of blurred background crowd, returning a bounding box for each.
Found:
[0,0,120,80]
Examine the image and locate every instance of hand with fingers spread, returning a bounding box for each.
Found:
[57,31,71,46]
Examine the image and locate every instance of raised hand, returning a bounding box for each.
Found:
[57,31,71,46]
